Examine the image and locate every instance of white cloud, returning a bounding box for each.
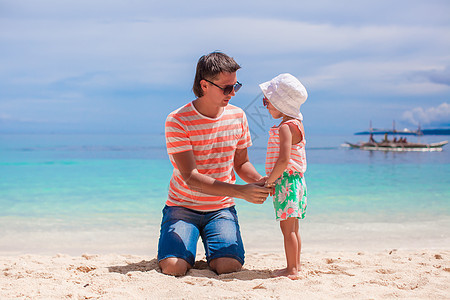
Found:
[402,102,450,126]
[2,15,449,89]
[303,59,450,96]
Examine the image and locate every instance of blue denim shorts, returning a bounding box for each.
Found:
[157,205,245,267]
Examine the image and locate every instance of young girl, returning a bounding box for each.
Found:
[259,73,308,279]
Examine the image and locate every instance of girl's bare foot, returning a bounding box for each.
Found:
[271,268,300,280]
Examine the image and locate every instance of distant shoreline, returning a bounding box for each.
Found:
[355,128,450,135]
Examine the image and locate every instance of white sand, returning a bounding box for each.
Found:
[1,215,449,298]
[1,249,449,299]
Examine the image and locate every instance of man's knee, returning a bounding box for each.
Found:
[159,257,191,276]
[210,257,242,275]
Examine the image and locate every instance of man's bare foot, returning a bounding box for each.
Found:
[271,268,300,280]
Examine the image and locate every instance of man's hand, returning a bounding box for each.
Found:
[238,184,271,204]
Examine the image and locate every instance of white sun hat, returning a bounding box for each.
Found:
[259,73,308,120]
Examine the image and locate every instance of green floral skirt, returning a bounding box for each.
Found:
[272,170,307,221]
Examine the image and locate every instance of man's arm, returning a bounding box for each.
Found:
[172,150,270,204]
[233,148,266,185]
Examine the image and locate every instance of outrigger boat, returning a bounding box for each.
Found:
[346,134,448,152]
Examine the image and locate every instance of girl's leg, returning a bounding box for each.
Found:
[295,219,301,270]
[273,217,299,278]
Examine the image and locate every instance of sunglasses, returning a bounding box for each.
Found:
[263,96,269,107]
[204,79,242,95]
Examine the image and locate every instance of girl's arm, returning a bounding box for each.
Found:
[265,124,293,186]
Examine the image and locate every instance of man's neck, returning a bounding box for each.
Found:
[192,97,224,119]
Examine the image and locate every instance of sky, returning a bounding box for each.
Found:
[0,0,449,135]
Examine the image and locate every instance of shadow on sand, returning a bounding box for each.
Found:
[108,258,272,280]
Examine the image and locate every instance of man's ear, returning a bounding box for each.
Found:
[200,79,208,94]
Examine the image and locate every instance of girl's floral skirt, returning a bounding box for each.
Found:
[272,170,307,221]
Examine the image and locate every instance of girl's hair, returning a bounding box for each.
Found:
[192,52,241,97]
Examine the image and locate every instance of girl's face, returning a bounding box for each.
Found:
[263,96,283,119]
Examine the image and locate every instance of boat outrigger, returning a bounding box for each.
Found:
[346,134,448,152]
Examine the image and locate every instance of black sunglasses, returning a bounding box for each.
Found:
[204,79,242,95]
[263,96,269,107]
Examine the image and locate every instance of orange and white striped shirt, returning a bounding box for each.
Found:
[265,119,307,177]
[165,102,252,211]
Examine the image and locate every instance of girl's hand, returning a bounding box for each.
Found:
[254,176,268,186]
[264,181,276,196]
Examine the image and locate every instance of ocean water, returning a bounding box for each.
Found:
[1,133,449,255]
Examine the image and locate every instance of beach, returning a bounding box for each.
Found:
[1,217,449,299]
[1,249,449,299]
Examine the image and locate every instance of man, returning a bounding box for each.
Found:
[158,52,270,276]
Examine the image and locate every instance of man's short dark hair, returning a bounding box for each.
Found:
[193,52,241,98]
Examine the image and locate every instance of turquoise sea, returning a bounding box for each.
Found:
[1,133,449,256]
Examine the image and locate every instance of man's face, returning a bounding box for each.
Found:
[203,72,238,107]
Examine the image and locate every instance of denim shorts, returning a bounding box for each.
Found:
[157,205,245,267]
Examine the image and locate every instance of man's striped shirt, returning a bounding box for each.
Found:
[165,102,252,211]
